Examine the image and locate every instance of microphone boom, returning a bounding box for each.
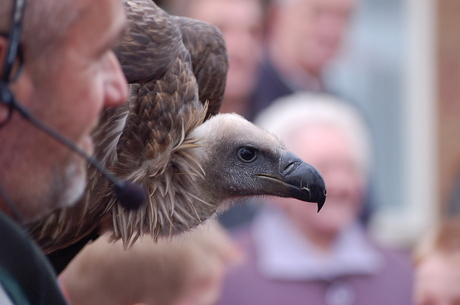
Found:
[3,91,147,211]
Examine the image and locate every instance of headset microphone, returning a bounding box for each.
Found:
[0,83,147,211]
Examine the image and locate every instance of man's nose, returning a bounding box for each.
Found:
[104,51,129,108]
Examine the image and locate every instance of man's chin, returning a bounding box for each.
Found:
[81,135,95,157]
[18,180,86,225]
[57,163,87,209]
[11,159,88,225]
[43,159,88,216]
[59,174,87,209]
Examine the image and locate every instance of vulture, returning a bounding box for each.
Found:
[27,0,326,272]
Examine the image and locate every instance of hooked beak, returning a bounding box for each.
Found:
[258,150,327,212]
[280,151,327,212]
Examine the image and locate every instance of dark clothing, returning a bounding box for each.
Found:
[248,58,296,121]
[0,212,68,305]
[47,229,100,275]
[218,198,261,230]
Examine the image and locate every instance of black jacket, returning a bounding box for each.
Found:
[0,212,68,305]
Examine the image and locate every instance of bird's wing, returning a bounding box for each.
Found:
[27,0,228,254]
[114,0,182,83]
[116,1,228,119]
[172,16,228,118]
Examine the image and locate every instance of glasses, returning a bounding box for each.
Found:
[0,0,26,127]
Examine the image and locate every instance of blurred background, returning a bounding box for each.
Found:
[156,0,457,249]
[324,0,438,247]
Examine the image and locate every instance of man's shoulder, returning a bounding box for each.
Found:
[248,58,294,120]
[252,59,292,97]
[0,212,68,305]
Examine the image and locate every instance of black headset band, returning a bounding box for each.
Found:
[2,0,26,83]
[0,0,26,128]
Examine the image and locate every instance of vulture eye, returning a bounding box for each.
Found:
[237,147,257,163]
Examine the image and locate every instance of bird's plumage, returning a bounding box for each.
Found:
[27,0,326,256]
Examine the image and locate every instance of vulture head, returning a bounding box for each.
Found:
[27,0,326,264]
[190,114,325,210]
[106,112,326,246]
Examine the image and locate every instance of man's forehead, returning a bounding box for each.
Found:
[69,0,126,45]
[74,0,125,24]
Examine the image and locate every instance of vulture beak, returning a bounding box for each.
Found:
[259,150,327,212]
[280,150,326,212]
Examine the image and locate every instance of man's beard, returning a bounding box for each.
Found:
[22,158,87,223]
[52,160,87,209]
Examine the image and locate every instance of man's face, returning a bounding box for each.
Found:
[188,0,263,104]
[0,0,128,221]
[276,0,355,75]
[415,253,460,305]
[273,124,365,239]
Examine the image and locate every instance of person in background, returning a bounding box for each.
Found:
[217,92,413,305]
[162,0,265,119]
[0,0,128,303]
[413,217,460,305]
[249,0,356,119]
[60,221,242,305]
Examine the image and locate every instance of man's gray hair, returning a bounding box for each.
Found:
[255,92,373,175]
[0,0,80,62]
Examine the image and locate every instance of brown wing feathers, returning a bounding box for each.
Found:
[172,16,228,118]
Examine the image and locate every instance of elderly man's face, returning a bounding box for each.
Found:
[275,0,355,74]
[1,0,128,221]
[273,124,365,241]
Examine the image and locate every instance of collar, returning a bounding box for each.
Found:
[252,207,384,281]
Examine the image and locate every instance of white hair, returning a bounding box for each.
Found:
[255,92,373,175]
[0,0,79,62]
